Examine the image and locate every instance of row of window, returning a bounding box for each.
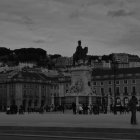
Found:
[95,86,137,95]
[23,84,47,89]
[23,84,39,89]
[51,85,59,90]
[0,85,7,88]
[23,90,48,97]
[23,90,39,97]
[93,79,136,86]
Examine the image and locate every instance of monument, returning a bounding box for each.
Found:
[66,65,96,106]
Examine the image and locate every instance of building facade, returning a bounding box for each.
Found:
[91,68,140,107]
[0,69,69,111]
[1,66,140,112]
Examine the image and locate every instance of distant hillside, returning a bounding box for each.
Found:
[0,47,48,66]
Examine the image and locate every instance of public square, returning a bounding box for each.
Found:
[0,111,140,139]
[0,110,140,129]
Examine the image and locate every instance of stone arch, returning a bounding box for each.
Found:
[116,97,121,105]
[28,100,32,107]
[123,97,129,105]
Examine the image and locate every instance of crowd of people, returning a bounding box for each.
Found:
[5,96,138,125]
[6,104,65,114]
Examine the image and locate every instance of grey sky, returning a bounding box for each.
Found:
[0,0,140,56]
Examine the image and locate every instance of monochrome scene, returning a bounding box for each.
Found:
[0,0,140,139]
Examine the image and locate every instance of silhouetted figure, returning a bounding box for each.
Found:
[19,105,24,114]
[82,104,86,114]
[6,106,10,114]
[72,102,76,114]
[114,104,117,115]
[61,104,65,114]
[129,96,138,125]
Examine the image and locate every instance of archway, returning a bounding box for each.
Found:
[116,97,121,105]
[123,97,129,106]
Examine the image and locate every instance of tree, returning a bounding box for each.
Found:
[13,48,47,63]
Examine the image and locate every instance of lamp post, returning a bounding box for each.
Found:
[107,94,111,112]
[113,61,117,114]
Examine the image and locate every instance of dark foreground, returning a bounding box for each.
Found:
[0,126,140,140]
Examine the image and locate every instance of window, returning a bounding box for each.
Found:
[132,86,136,95]
[92,88,96,94]
[109,87,112,93]
[116,80,120,85]
[132,79,136,84]
[124,87,128,93]
[88,81,90,86]
[100,82,104,86]
[96,76,100,78]
[109,87,112,95]
[108,81,112,85]
[101,88,104,95]
[132,86,136,93]
[124,80,128,84]
[116,87,120,95]
[34,100,38,106]
[93,82,96,85]
[23,90,27,97]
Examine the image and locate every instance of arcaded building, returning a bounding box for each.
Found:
[1,66,140,111]
[91,67,140,106]
[0,69,70,111]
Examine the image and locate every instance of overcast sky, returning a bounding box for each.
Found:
[0,0,140,56]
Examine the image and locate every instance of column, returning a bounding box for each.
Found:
[44,85,48,106]
[120,96,123,106]
[107,94,111,112]
[31,99,34,109]
[38,85,41,108]
[51,95,54,105]
[88,96,92,105]
[76,96,79,106]
[25,99,28,111]
[138,97,140,106]
[6,84,10,106]
[15,83,22,110]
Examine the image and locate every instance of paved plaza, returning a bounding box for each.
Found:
[0,110,140,129]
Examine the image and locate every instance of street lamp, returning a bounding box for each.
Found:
[113,62,117,114]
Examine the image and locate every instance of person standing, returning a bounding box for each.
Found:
[72,102,76,114]
[61,104,65,114]
[129,96,138,125]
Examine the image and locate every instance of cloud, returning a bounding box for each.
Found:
[22,16,34,25]
[33,39,46,44]
[108,9,134,17]
[0,0,140,57]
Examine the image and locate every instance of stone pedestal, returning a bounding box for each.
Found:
[66,65,96,106]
